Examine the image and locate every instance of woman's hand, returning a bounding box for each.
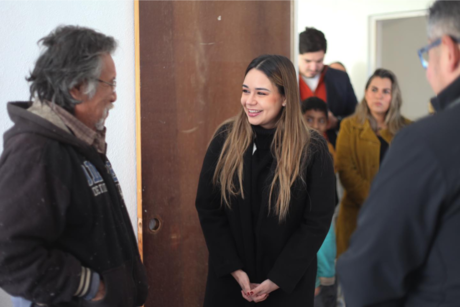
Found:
[250,279,279,303]
[243,283,269,303]
[231,270,253,302]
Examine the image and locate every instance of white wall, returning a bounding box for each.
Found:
[298,0,433,101]
[0,1,136,304]
[380,16,433,120]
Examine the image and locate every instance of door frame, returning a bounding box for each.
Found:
[133,0,296,267]
[368,10,427,75]
[134,0,144,260]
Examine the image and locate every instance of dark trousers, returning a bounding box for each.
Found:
[314,283,337,307]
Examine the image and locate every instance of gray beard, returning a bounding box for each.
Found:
[95,118,106,131]
[95,104,114,131]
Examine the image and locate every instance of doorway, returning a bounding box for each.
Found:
[370,11,433,120]
[136,2,293,306]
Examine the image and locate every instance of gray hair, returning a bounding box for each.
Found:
[27,25,117,112]
[428,1,460,39]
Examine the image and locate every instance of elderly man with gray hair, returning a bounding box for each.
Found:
[0,26,148,307]
[337,1,460,306]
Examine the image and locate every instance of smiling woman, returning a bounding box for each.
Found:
[241,69,285,129]
[195,54,336,307]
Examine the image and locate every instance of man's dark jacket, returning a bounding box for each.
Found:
[0,102,148,306]
[309,67,357,146]
[324,67,357,122]
[337,76,460,306]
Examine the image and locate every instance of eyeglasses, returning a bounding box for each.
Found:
[418,36,460,69]
[97,79,116,92]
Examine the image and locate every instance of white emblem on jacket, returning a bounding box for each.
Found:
[81,161,108,197]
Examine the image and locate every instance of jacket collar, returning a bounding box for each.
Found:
[430,75,460,111]
[350,117,392,144]
[5,102,99,161]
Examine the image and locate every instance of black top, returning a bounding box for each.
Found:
[377,135,389,164]
[251,125,276,227]
[196,124,336,306]
[337,75,460,306]
[430,72,460,111]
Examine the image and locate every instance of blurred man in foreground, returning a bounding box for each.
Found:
[338,1,460,306]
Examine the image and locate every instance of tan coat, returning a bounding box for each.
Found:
[335,116,408,257]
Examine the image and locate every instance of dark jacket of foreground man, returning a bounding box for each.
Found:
[196,124,336,307]
[0,102,148,307]
[337,76,460,307]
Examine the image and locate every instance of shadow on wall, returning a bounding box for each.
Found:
[0,289,12,307]
[350,62,368,101]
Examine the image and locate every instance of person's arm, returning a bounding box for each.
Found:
[335,119,371,205]
[195,127,243,277]
[317,224,337,279]
[0,148,96,304]
[337,129,445,307]
[265,137,336,294]
[327,73,358,131]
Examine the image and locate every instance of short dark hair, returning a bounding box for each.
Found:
[27,25,117,112]
[301,97,328,118]
[299,27,327,54]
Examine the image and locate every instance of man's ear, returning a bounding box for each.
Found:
[69,84,84,101]
[442,35,460,72]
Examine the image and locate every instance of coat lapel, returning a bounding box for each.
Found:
[238,143,257,278]
[379,129,393,144]
[358,120,379,144]
[256,159,276,231]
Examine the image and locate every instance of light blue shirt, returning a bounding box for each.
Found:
[10,271,100,307]
[10,296,32,307]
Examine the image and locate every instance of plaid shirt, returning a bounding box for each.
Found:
[52,104,107,154]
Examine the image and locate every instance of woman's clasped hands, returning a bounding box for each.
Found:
[231,269,279,303]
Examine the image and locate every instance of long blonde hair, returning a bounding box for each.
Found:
[212,55,310,222]
[355,68,407,135]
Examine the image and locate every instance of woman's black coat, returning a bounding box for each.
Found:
[195,125,336,307]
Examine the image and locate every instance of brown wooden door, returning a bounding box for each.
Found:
[138,2,292,306]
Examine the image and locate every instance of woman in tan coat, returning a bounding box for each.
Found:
[335,69,411,257]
